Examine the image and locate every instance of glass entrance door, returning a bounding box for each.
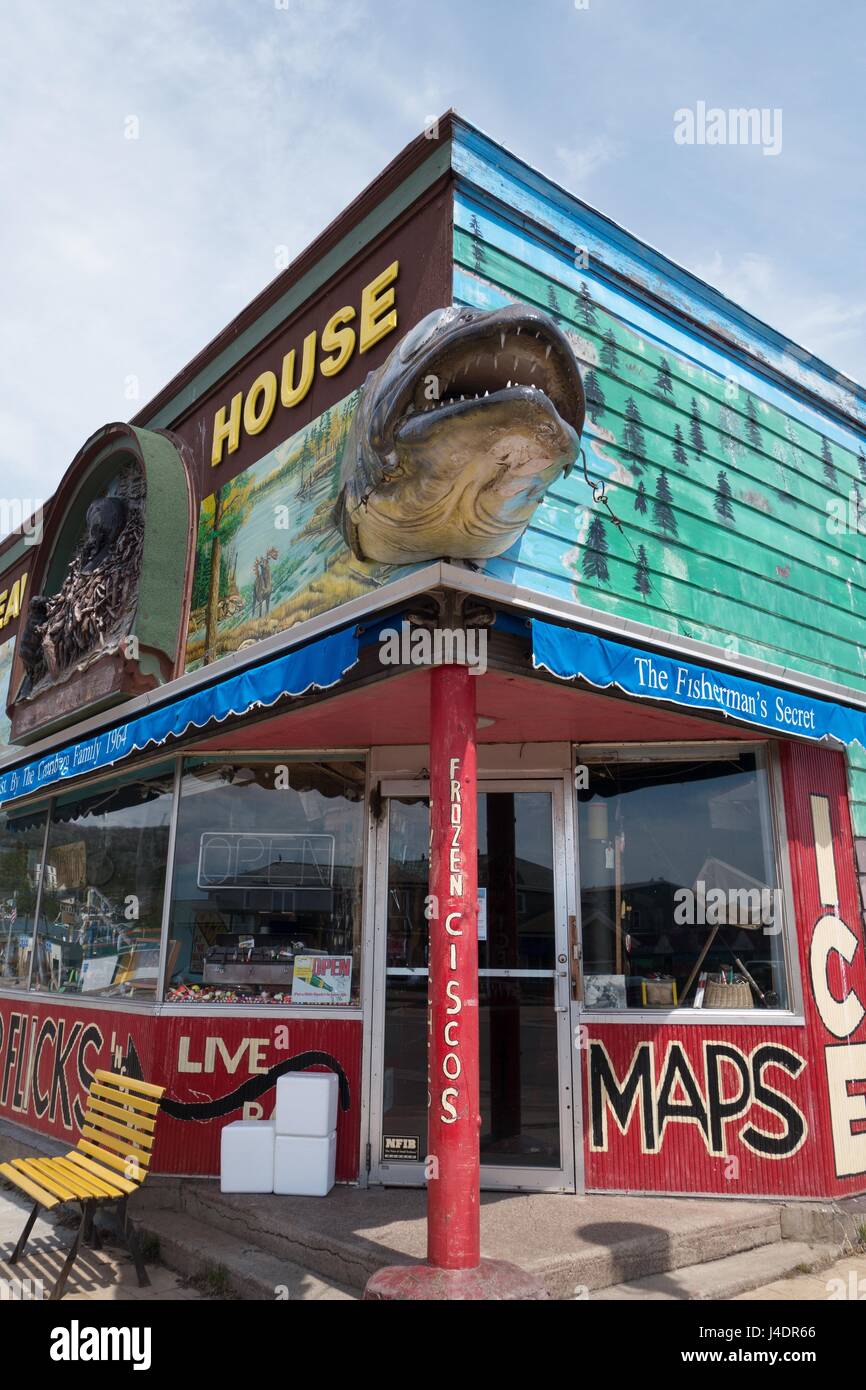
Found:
[368,781,575,1191]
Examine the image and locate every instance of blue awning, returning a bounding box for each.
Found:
[0,624,360,806]
[531,619,866,749]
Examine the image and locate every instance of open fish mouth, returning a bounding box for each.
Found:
[335,303,585,564]
[376,304,584,456]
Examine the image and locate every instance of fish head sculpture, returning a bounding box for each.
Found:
[333,303,585,564]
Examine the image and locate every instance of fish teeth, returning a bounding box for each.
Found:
[545,345,552,359]
[500,332,506,348]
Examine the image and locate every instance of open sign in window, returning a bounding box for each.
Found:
[197,832,336,890]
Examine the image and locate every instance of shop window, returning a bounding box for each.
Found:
[577,748,788,1011]
[166,759,365,1005]
[32,764,175,996]
[0,805,48,989]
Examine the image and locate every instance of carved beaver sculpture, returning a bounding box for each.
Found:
[333,304,585,564]
[19,486,143,692]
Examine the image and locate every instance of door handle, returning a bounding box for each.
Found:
[568,914,582,1003]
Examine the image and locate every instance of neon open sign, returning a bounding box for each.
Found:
[197,832,335,890]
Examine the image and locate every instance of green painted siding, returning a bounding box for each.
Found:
[455,199,866,708]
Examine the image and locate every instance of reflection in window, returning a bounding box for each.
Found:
[578,750,787,1010]
[167,759,365,1005]
[0,805,47,989]
[34,765,174,996]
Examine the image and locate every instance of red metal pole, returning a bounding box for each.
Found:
[427,662,480,1269]
[363,651,547,1297]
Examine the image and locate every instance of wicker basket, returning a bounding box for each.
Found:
[703,977,753,1009]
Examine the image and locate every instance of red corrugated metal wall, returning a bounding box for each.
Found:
[582,742,866,1199]
[0,1000,362,1181]
[780,741,866,1195]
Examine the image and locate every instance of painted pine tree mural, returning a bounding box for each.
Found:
[715,469,735,521]
[784,419,806,471]
[622,397,647,474]
[634,544,651,596]
[718,402,742,465]
[821,437,837,484]
[600,329,619,371]
[582,514,610,583]
[654,358,674,397]
[577,282,597,328]
[584,369,606,423]
[468,214,485,274]
[690,397,706,453]
[653,471,677,536]
[453,216,866,700]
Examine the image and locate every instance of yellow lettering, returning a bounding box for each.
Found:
[243,370,278,436]
[3,578,21,626]
[211,392,242,467]
[359,260,399,354]
[0,591,7,626]
[319,306,356,377]
[281,330,317,408]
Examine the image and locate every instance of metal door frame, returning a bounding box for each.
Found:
[366,777,577,1192]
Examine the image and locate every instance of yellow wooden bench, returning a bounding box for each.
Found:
[0,1069,165,1300]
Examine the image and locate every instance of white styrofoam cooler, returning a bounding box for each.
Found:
[274,1132,337,1197]
[220,1118,275,1193]
[274,1071,339,1137]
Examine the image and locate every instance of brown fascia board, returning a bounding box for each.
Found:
[130,110,458,429]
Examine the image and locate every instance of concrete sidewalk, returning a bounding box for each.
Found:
[1,1176,854,1301]
[735,1253,866,1302]
[0,1186,209,1301]
[135,1179,792,1299]
[2,1119,857,1301]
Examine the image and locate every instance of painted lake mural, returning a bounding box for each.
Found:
[185,391,417,670]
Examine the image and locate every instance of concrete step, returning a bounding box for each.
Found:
[137,1210,357,1301]
[135,1181,788,1298]
[594,1240,839,1301]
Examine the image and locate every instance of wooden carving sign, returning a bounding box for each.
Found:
[18,463,144,700]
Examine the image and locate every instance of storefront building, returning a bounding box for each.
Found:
[1,114,866,1202]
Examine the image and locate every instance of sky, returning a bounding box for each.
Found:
[0,0,863,531]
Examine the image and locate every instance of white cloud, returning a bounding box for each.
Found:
[0,0,862,544]
[0,0,415,529]
[690,250,866,384]
[555,137,619,188]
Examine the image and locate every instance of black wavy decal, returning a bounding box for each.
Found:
[157,1045,350,1123]
[159,1050,350,1122]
